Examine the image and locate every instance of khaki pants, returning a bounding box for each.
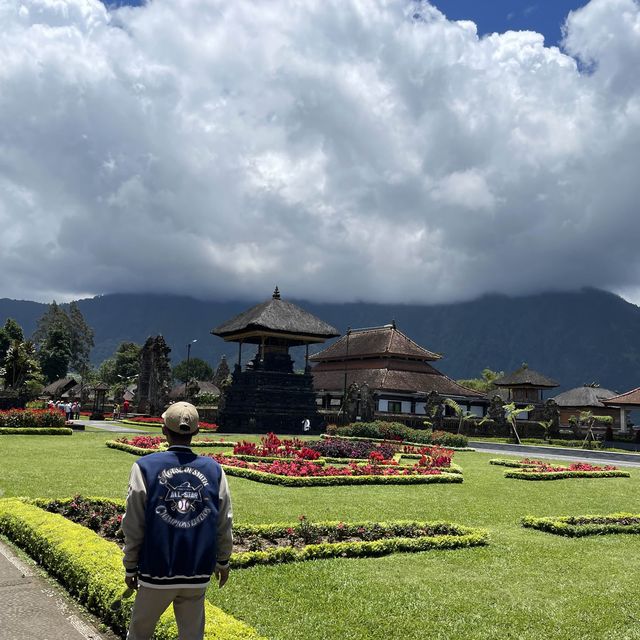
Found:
[127,585,206,640]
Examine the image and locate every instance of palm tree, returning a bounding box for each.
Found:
[443,398,475,434]
[482,402,533,445]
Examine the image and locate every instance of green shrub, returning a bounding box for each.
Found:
[0,427,73,435]
[219,465,463,487]
[0,499,264,640]
[522,513,640,536]
[504,469,630,481]
[0,408,66,429]
[335,421,468,448]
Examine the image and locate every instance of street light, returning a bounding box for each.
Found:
[186,339,198,386]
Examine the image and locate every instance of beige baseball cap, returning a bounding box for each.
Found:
[162,402,200,435]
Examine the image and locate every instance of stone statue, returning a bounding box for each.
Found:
[359,383,375,422]
[214,355,231,388]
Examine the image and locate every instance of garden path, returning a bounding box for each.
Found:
[473,441,640,467]
[0,539,114,640]
[87,420,146,433]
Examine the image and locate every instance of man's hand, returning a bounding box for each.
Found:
[125,574,138,590]
[214,563,230,589]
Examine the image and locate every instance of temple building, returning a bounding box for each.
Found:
[551,384,622,429]
[310,322,484,421]
[212,288,339,432]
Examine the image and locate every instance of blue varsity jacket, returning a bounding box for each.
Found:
[122,446,232,589]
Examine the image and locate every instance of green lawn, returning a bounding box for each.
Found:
[2,431,640,639]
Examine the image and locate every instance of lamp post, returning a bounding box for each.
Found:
[186,339,198,387]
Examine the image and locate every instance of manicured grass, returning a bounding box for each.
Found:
[2,432,640,639]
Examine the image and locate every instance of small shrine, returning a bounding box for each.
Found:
[212,287,339,433]
[492,364,559,404]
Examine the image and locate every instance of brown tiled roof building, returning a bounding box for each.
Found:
[310,324,483,416]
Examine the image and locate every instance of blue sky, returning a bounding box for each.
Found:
[103,1,590,46]
[430,1,589,45]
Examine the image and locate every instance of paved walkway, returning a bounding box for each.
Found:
[85,420,146,434]
[472,440,640,468]
[0,539,116,640]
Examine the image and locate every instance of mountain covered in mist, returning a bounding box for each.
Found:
[1,288,639,393]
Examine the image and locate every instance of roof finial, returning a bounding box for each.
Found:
[391,319,396,329]
[272,286,281,300]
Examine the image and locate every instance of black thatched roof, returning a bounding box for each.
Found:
[42,376,77,396]
[213,288,339,343]
[552,385,617,407]
[494,365,559,388]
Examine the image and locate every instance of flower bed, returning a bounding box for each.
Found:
[233,433,321,460]
[107,436,235,456]
[0,498,263,640]
[308,438,398,460]
[522,513,640,536]
[497,458,631,480]
[209,454,462,486]
[37,496,487,567]
[0,408,66,429]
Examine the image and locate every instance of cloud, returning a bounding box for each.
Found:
[0,0,639,304]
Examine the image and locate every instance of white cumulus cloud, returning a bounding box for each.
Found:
[0,0,639,304]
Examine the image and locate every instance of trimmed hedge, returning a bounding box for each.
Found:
[522,513,640,536]
[218,465,463,487]
[106,440,159,456]
[489,459,538,468]
[0,427,73,435]
[321,434,474,452]
[0,499,263,640]
[230,520,488,567]
[332,421,469,448]
[504,469,630,481]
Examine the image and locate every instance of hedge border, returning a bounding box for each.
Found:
[504,469,630,481]
[321,434,475,452]
[489,459,538,468]
[230,520,487,567]
[119,419,219,433]
[521,513,640,536]
[34,497,487,569]
[0,427,73,435]
[0,499,264,640]
[218,465,463,487]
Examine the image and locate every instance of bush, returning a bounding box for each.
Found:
[522,513,640,536]
[309,438,397,459]
[334,421,468,448]
[0,408,66,429]
[0,499,263,640]
[0,498,260,640]
[0,427,73,435]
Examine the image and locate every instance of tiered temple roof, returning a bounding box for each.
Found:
[213,287,339,345]
[494,365,559,389]
[310,324,482,398]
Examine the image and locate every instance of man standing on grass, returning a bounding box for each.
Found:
[121,401,233,640]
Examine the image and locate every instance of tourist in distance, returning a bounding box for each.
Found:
[122,401,233,640]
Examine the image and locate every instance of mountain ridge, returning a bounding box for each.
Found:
[1,288,639,393]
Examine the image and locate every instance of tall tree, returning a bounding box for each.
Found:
[173,357,213,383]
[0,318,25,365]
[38,326,72,383]
[2,339,44,397]
[68,302,94,372]
[98,342,142,385]
[33,301,94,373]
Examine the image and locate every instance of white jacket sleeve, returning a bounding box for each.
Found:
[121,462,147,575]
[216,468,233,563]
